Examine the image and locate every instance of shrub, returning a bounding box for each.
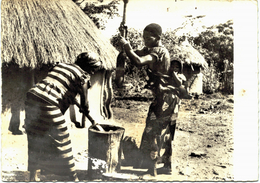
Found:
[192,20,234,94]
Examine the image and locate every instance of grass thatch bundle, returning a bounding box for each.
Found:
[170,38,208,70]
[1,0,118,70]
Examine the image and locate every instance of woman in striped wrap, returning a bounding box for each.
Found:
[24,52,103,181]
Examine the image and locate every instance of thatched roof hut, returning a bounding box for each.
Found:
[171,37,208,70]
[1,0,118,70]
[1,0,119,133]
[168,37,208,95]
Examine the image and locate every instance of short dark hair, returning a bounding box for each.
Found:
[171,59,183,73]
[75,52,102,73]
[143,23,162,38]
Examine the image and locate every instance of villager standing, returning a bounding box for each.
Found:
[24,52,103,181]
[119,23,183,176]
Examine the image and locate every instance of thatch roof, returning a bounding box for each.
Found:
[1,0,118,70]
[171,37,208,69]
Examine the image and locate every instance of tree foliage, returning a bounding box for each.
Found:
[191,20,234,93]
[192,20,233,72]
[73,0,120,29]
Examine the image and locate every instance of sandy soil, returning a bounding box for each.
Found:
[1,92,234,181]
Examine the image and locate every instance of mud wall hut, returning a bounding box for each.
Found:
[171,37,208,95]
[1,0,118,133]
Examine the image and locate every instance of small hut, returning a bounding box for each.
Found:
[171,37,208,95]
[1,0,118,133]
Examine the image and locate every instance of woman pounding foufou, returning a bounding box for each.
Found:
[24,52,103,181]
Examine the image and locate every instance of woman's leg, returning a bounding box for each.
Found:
[139,117,159,176]
[25,95,78,181]
[25,101,42,181]
[27,135,41,181]
[157,94,180,174]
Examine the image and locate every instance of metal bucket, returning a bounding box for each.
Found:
[88,124,125,179]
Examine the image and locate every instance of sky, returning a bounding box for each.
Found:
[101,0,239,38]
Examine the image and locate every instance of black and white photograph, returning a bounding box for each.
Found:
[1,0,258,181]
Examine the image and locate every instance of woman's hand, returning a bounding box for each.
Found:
[73,121,83,128]
[119,36,128,47]
[80,102,89,115]
[150,151,158,160]
[119,36,133,53]
[83,101,89,111]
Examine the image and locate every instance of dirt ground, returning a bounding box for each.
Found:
[1,92,234,181]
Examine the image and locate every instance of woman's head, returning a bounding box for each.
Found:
[75,52,103,74]
[143,23,162,48]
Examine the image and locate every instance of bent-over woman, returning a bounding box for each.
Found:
[24,52,103,181]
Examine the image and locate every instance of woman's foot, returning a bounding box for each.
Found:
[9,129,23,135]
[69,173,79,181]
[145,167,157,176]
[157,162,172,175]
[143,158,157,176]
[30,170,40,181]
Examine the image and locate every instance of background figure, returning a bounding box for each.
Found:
[24,52,103,181]
[2,65,35,135]
[8,104,23,135]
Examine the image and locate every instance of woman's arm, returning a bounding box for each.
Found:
[119,38,156,66]
[79,81,100,127]
[124,43,156,66]
[80,81,90,114]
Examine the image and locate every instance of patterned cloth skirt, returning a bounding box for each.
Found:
[24,93,76,177]
[139,93,181,167]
